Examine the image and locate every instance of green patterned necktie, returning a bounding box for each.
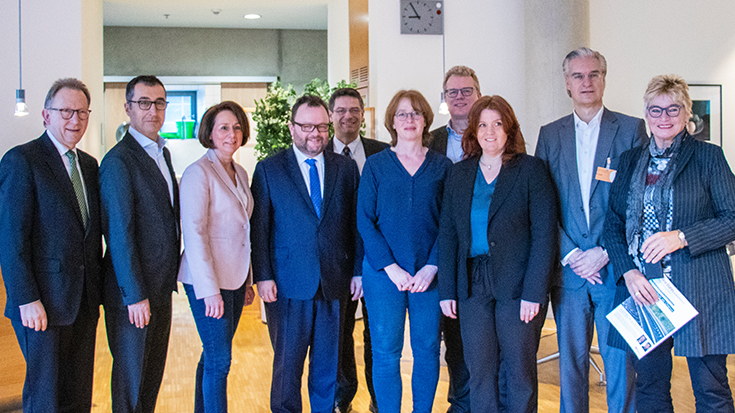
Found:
[65,150,88,229]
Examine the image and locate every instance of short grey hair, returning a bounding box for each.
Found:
[44,78,91,108]
[644,74,693,119]
[562,47,607,78]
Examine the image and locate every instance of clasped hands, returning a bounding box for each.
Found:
[567,246,608,285]
[384,263,437,293]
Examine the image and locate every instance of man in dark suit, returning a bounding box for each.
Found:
[326,88,388,413]
[0,78,102,412]
[251,94,361,413]
[535,47,647,413]
[100,75,180,413]
[429,65,481,413]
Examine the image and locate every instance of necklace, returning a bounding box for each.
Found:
[479,158,496,170]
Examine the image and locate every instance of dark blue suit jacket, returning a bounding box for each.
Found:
[438,154,558,304]
[100,132,180,309]
[0,133,102,325]
[250,147,361,301]
[536,108,647,288]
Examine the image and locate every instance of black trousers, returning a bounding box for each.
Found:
[335,297,377,410]
[441,314,471,412]
[12,300,98,413]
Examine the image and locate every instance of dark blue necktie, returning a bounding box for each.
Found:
[305,159,321,218]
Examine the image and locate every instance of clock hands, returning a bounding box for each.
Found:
[408,2,420,19]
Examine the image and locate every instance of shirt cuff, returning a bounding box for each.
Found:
[561,248,581,266]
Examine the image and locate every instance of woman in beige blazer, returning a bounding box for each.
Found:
[177,101,255,413]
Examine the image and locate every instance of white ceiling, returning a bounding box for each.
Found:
[103,0,329,30]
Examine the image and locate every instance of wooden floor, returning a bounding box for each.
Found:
[1,283,734,412]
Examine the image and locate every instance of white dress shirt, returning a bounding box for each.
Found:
[129,127,174,206]
[46,130,88,209]
[574,106,604,227]
[292,145,325,196]
[332,137,367,173]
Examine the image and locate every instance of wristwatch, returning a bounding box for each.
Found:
[677,230,687,248]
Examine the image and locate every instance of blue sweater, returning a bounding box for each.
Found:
[357,148,452,275]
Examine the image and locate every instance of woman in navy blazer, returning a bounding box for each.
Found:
[438,96,557,413]
[604,75,735,413]
[177,101,255,413]
[358,90,452,413]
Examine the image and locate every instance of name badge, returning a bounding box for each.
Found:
[595,166,616,183]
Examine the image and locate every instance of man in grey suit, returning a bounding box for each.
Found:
[429,65,480,413]
[535,47,647,413]
[327,88,388,413]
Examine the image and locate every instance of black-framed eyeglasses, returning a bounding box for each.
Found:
[445,87,475,99]
[293,122,330,133]
[647,105,681,118]
[128,99,168,111]
[46,108,91,120]
[395,111,423,121]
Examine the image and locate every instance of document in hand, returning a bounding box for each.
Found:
[606,277,698,359]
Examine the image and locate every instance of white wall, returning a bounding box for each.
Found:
[368,0,527,143]
[0,0,104,158]
[327,0,350,86]
[590,0,735,165]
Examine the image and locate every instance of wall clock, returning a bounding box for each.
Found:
[400,0,444,35]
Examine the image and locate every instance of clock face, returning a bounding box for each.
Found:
[400,0,444,35]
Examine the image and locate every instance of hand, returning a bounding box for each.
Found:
[440,299,457,319]
[19,300,47,331]
[641,231,684,264]
[623,269,659,305]
[257,280,278,303]
[127,298,151,328]
[244,286,255,307]
[410,265,437,293]
[384,264,413,291]
[520,300,540,324]
[581,272,603,285]
[350,276,363,301]
[569,247,609,282]
[204,294,224,319]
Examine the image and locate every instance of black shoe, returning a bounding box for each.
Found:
[334,402,352,413]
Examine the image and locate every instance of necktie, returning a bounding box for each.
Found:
[65,150,88,229]
[305,159,322,218]
[341,145,353,159]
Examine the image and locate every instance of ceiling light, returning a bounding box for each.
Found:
[15,0,28,117]
[244,14,261,20]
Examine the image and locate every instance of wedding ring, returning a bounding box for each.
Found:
[635,291,642,297]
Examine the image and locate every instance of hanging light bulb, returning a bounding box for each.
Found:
[15,89,28,117]
[439,92,449,115]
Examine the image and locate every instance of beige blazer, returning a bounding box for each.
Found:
[177,149,254,299]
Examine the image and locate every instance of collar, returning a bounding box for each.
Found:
[573,106,604,128]
[129,126,166,151]
[332,136,361,153]
[292,144,325,165]
[46,130,77,157]
[446,122,462,141]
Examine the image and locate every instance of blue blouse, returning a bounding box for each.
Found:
[357,148,452,275]
[470,166,497,256]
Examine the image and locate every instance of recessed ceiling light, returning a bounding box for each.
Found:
[244,14,261,20]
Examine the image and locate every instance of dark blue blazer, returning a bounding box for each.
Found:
[250,147,361,301]
[100,132,180,309]
[0,133,102,325]
[438,154,558,304]
[536,108,647,288]
[325,136,390,158]
[605,134,735,356]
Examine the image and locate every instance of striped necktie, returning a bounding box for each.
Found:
[342,145,353,159]
[65,150,88,229]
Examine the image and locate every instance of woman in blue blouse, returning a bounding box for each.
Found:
[358,90,452,413]
[438,96,557,413]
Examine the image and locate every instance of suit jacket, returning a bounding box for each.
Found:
[429,125,449,155]
[438,154,558,304]
[0,133,102,325]
[177,149,254,299]
[535,108,647,288]
[100,132,181,309]
[250,147,361,301]
[325,136,390,158]
[605,135,735,357]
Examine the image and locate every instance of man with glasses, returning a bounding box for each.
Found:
[0,78,102,412]
[251,95,362,413]
[429,65,480,413]
[326,87,388,413]
[535,47,647,413]
[100,75,181,413]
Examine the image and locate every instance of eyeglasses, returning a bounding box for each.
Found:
[395,111,423,121]
[445,87,475,99]
[128,99,168,111]
[647,105,681,118]
[333,107,363,116]
[293,122,330,133]
[46,108,91,120]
